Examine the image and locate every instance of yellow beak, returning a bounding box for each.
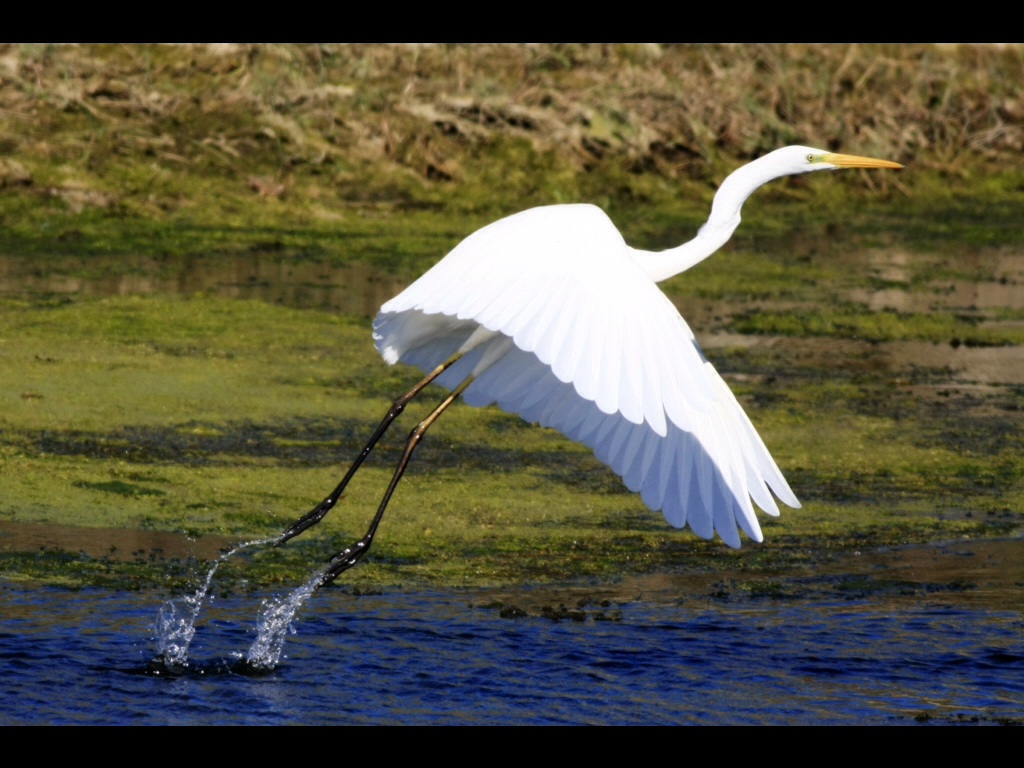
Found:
[824,152,904,169]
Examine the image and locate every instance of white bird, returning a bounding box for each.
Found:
[280,145,902,586]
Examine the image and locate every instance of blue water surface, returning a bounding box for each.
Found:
[1,585,1021,725]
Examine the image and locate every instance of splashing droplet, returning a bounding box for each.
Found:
[154,536,277,668]
[245,568,328,670]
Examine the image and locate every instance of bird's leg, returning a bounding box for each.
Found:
[277,352,464,545]
[315,374,475,589]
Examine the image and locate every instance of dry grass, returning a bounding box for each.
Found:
[0,43,1021,218]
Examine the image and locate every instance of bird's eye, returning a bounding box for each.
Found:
[805,153,814,162]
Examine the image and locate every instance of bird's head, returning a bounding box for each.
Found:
[771,145,904,175]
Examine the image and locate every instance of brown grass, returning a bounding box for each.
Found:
[1,43,1020,201]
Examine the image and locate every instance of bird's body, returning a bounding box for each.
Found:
[372,146,902,548]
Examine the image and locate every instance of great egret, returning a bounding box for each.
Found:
[280,145,903,587]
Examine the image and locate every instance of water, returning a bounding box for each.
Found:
[1,584,1021,725]
[155,537,278,667]
[245,569,324,670]
[152,528,348,671]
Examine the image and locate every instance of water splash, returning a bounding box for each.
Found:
[245,567,328,670]
[154,536,279,668]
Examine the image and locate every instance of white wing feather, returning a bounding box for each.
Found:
[374,204,799,546]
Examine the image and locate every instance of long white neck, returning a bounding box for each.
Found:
[631,152,808,283]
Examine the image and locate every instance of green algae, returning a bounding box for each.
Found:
[732,307,1024,345]
[1,293,1020,591]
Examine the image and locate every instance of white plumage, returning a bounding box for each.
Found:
[372,146,902,547]
[374,204,791,547]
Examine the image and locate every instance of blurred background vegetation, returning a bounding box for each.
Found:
[0,43,1021,268]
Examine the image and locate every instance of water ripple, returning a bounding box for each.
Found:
[0,586,1021,725]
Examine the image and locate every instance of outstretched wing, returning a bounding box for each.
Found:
[374,204,799,546]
